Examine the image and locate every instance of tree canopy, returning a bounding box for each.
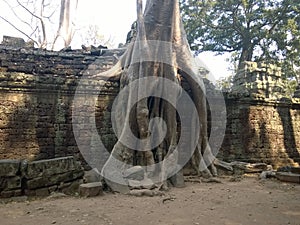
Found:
[180,0,300,77]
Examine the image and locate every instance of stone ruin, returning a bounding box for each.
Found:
[0,156,83,198]
[0,36,299,198]
[221,61,300,167]
[293,85,300,98]
[231,61,286,100]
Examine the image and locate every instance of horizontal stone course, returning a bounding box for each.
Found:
[0,156,84,198]
[23,156,82,179]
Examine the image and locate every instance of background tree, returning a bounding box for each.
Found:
[52,0,78,49]
[180,0,300,77]
[0,0,77,49]
[79,24,114,48]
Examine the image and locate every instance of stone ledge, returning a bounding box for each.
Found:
[23,156,82,179]
[0,156,84,198]
[276,172,300,184]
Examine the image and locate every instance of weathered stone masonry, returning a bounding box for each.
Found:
[0,40,299,171]
[0,156,84,198]
[218,62,300,167]
[218,98,300,167]
[0,42,122,164]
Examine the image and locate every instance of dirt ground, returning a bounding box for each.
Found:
[0,176,299,225]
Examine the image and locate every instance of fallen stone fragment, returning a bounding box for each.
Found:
[128,180,142,189]
[123,166,145,181]
[141,178,157,190]
[128,178,157,190]
[276,172,300,184]
[129,189,163,197]
[259,171,276,180]
[79,182,103,197]
[83,168,102,183]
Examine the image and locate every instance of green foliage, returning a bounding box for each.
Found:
[215,75,234,92]
[285,78,298,97]
[79,24,114,48]
[180,0,300,78]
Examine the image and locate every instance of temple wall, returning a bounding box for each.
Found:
[0,38,299,169]
[0,41,121,166]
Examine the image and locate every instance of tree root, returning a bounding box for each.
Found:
[100,0,218,192]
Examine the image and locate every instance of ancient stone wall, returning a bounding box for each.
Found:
[218,98,300,168]
[0,38,299,170]
[218,62,300,168]
[231,61,286,100]
[0,41,122,165]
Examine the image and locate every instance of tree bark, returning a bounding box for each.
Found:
[101,0,217,193]
[238,42,254,70]
[52,0,77,49]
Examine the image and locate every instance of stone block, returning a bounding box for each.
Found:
[26,170,84,189]
[0,189,22,198]
[276,172,300,184]
[49,170,84,184]
[1,36,25,47]
[6,176,21,190]
[35,187,49,197]
[48,185,58,193]
[123,166,145,181]
[104,178,130,194]
[83,168,101,183]
[291,167,300,174]
[128,178,156,190]
[60,180,82,195]
[79,182,103,197]
[26,177,48,190]
[0,160,21,177]
[23,157,83,179]
[24,189,36,196]
[259,171,276,179]
[128,179,142,189]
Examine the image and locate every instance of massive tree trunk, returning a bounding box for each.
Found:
[100,0,217,193]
